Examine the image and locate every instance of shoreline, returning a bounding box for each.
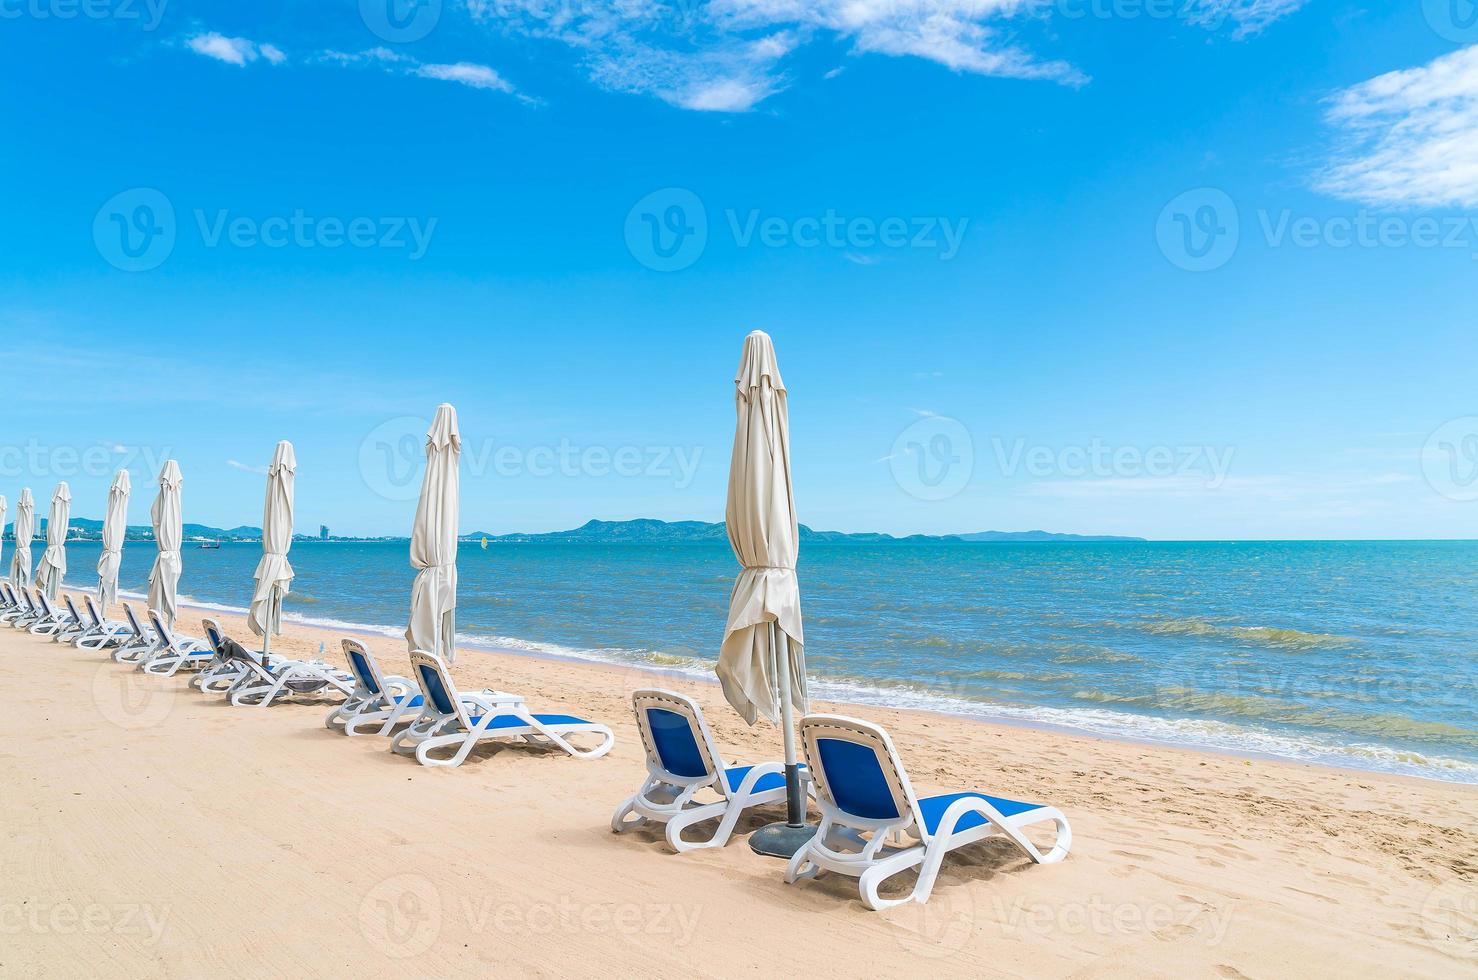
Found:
[5,593,1474,976]
[90,582,1478,788]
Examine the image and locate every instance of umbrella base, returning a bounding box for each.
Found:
[748,821,817,859]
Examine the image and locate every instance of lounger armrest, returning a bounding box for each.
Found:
[459,689,526,710]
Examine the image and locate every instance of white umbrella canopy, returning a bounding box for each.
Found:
[34,481,72,599]
[9,488,34,589]
[716,330,807,726]
[147,461,183,627]
[406,404,461,663]
[97,469,131,612]
[248,441,296,653]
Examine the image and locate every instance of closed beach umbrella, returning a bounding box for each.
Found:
[97,469,130,612]
[716,330,809,845]
[406,404,461,663]
[35,482,71,599]
[147,461,183,627]
[248,441,296,658]
[10,488,34,589]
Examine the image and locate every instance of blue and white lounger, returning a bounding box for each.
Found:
[325,639,425,736]
[28,591,74,637]
[390,650,614,767]
[75,595,135,652]
[0,584,31,625]
[112,604,160,664]
[611,688,806,853]
[11,589,46,631]
[138,609,216,676]
[785,714,1072,911]
[54,595,90,644]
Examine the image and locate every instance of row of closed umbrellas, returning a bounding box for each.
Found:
[3,330,812,829]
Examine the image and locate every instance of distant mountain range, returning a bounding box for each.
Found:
[471,519,1143,544]
[3,516,1143,544]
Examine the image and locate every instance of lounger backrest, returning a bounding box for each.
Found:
[201,618,225,653]
[148,609,177,652]
[34,590,53,617]
[123,603,147,639]
[630,689,726,792]
[342,639,388,697]
[64,595,81,622]
[84,595,104,628]
[408,649,474,729]
[799,714,923,831]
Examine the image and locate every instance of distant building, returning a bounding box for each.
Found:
[319,525,330,540]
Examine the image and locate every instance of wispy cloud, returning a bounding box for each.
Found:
[1185,0,1310,38]
[468,0,1086,113]
[1316,44,1478,209]
[186,32,285,67]
[226,459,269,476]
[321,47,529,102]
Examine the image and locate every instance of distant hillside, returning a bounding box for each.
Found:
[5,516,1144,544]
[473,519,1144,544]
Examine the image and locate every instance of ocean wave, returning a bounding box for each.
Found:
[68,577,1478,785]
[1136,618,1354,651]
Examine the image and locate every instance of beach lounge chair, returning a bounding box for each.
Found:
[325,639,426,736]
[0,582,15,613]
[390,650,614,767]
[138,609,216,676]
[221,636,355,708]
[190,618,247,693]
[0,584,27,623]
[9,588,44,630]
[28,591,75,637]
[784,714,1072,911]
[75,595,133,651]
[611,689,806,853]
[112,603,160,664]
[54,595,90,643]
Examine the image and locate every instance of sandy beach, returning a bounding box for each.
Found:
[1,591,1473,978]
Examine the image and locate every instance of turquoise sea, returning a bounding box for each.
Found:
[58,538,1478,783]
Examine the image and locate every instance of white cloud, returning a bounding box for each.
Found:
[470,0,1086,113]
[226,459,269,476]
[416,62,516,93]
[186,32,285,68]
[1184,0,1309,38]
[1316,44,1478,209]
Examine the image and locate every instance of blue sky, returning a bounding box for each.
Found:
[1,0,1475,539]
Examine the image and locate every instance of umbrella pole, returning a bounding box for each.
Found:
[775,625,804,828]
[749,622,814,857]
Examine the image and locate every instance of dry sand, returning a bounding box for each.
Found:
[2,592,1474,978]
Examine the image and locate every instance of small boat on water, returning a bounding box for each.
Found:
[198,540,221,550]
